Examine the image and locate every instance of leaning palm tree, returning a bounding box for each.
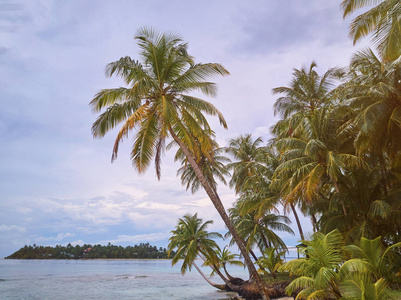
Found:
[90,28,268,299]
[341,0,401,61]
[167,214,226,290]
[203,246,245,282]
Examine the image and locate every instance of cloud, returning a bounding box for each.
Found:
[70,239,85,246]
[33,232,76,244]
[232,1,348,55]
[101,232,171,245]
[0,1,356,258]
[0,225,26,232]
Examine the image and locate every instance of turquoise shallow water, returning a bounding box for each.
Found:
[0,259,248,299]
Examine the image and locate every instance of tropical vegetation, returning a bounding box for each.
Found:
[90,2,401,299]
[5,243,173,259]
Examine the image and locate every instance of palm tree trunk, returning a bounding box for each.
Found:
[332,179,348,216]
[290,203,304,240]
[250,249,259,262]
[311,213,318,232]
[169,128,270,300]
[259,229,270,250]
[249,249,267,272]
[223,263,236,281]
[192,262,227,290]
[197,253,246,293]
[198,252,230,283]
[379,154,389,196]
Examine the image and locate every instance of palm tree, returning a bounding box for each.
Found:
[203,246,245,282]
[90,28,268,299]
[280,230,345,299]
[340,273,390,300]
[256,247,286,279]
[224,134,270,194]
[341,0,401,61]
[342,236,401,283]
[270,63,350,238]
[320,166,401,242]
[174,142,230,194]
[228,206,294,254]
[342,48,401,160]
[90,28,228,178]
[271,62,339,139]
[167,214,226,290]
[273,104,367,219]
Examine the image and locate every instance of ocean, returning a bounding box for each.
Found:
[0,259,248,299]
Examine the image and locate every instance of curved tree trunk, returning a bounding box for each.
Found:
[311,213,318,232]
[169,128,269,300]
[290,203,304,240]
[197,253,247,294]
[223,263,236,281]
[198,252,230,284]
[193,262,227,290]
[259,227,270,250]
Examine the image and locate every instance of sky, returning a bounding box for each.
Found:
[0,0,367,258]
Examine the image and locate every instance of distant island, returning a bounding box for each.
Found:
[5,242,175,259]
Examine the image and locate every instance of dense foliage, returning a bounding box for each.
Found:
[90,2,401,299]
[166,2,401,299]
[5,243,174,259]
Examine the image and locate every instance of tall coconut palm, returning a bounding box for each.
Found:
[271,62,339,139]
[174,141,230,194]
[90,28,227,177]
[271,63,347,238]
[343,48,401,160]
[90,28,268,299]
[341,0,401,61]
[228,205,294,254]
[224,134,271,194]
[273,106,366,219]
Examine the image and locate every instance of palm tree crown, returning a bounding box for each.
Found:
[341,0,401,61]
[168,213,222,274]
[90,27,229,179]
